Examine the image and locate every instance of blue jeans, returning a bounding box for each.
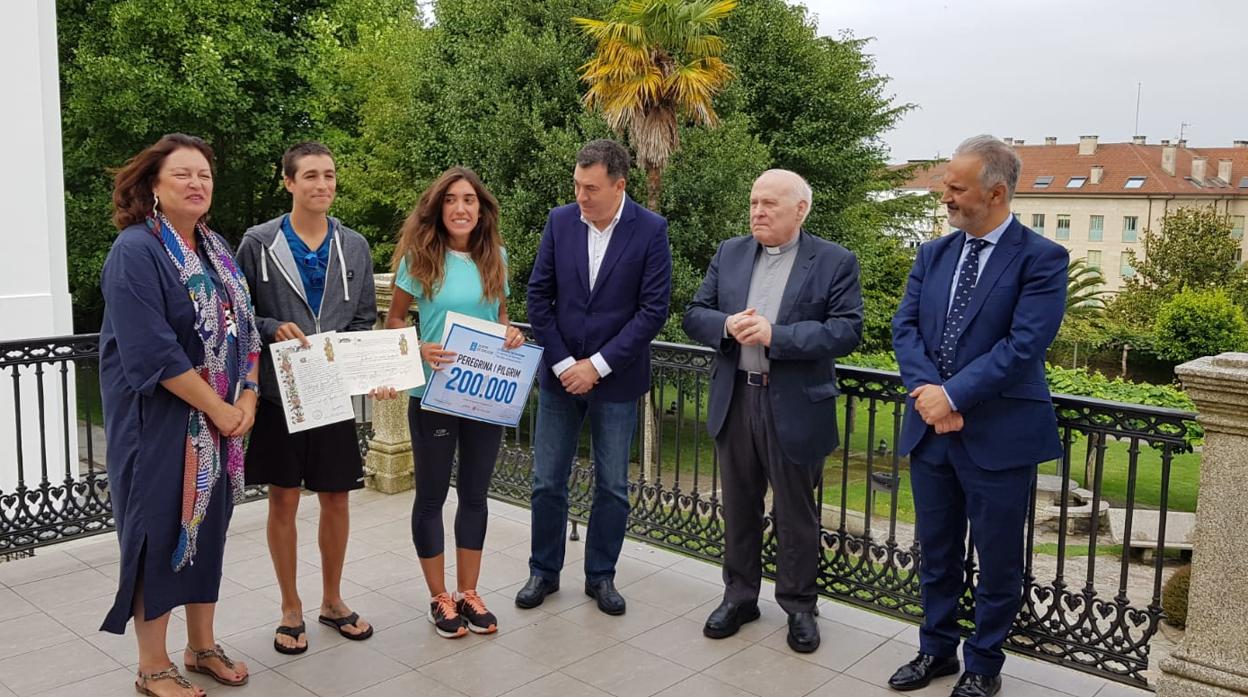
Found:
[529,387,637,584]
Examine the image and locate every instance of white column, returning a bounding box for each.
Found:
[0,1,76,492]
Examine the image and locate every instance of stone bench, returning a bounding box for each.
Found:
[1106,508,1196,561]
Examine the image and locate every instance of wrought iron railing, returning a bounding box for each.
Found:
[1,332,1196,687]
[0,333,371,554]
[491,338,1196,688]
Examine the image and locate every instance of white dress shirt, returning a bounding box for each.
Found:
[942,214,1013,411]
[552,194,627,380]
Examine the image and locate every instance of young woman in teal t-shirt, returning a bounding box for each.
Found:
[384,167,523,639]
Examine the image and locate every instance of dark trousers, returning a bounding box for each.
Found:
[408,398,503,558]
[715,377,823,614]
[529,387,637,584]
[909,437,1034,676]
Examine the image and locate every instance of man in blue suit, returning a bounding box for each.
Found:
[684,169,863,653]
[517,140,672,615]
[889,135,1068,697]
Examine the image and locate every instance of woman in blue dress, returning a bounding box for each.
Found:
[98,134,260,697]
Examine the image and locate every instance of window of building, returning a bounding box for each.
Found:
[1120,252,1135,278]
[1034,176,1054,189]
[1185,176,1203,188]
[1066,176,1087,189]
[1056,214,1071,240]
[1031,213,1045,234]
[1089,215,1104,241]
[1086,250,1102,270]
[1232,216,1245,241]
[1235,248,1244,265]
[1122,216,1139,242]
[1239,176,1248,188]
[1124,176,1146,189]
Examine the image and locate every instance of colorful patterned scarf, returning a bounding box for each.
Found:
[149,212,261,571]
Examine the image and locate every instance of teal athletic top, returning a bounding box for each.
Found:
[394,249,509,398]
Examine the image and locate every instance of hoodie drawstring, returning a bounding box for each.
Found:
[260,245,270,283]
[334,232,350,302]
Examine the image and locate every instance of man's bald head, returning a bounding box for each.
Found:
[750,169,812,246]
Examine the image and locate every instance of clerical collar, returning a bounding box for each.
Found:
[763,233,800,256]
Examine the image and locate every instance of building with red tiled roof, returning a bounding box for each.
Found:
[894,136,1248,290]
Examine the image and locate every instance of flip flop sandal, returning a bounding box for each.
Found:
[273,622,309,655]
[184,644,249,686]
[318,611,374,640]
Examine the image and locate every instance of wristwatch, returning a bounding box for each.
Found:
[241,379,260,396]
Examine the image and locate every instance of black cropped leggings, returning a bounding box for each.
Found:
[407,398,503,558]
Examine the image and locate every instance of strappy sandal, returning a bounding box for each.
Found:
[273,621,308,655]
[135,664,201,696]
[318,611,374,640]
[184,643,248,686]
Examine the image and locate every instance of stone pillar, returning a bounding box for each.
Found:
[363,273,415,493]
[1157,353,1248,696]
[1,1,76,492]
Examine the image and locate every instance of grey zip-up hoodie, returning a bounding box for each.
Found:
[236,215,377,404]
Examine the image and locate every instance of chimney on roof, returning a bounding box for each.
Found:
[1191,156,1207,181]
[1090,165,1104,185]
[1132,135,1147,145]
[1045,136,1057,146]
[1178,139,1187,149]
[1188,156,1208,181]
[1162,143,1177,176]
[1078,135,1098,155]
[1219,159,1233,183]
[1234,140,1248,149]
[1014,139,1025,146]
[1003,137,1013,145]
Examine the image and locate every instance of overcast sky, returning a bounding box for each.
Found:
[798,0,1248,162]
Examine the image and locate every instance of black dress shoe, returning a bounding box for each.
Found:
[584,578,626,615]
[514,575,559,609]
[950,672,1001,697]
[887,652,960,691]
[786,611,820,653]
[703,600,761,639]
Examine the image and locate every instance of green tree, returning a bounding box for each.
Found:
[332,0,614,318]
[60,0,914,348]
[1114,206,1240,326]
[716,0,924,349]
[56,0,411,328]
[575,0,737,211]
[1153,289,1248,364]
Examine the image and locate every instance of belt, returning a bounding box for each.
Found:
[736,370,769,387]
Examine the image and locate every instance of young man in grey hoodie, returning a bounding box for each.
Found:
[235,142,378,654]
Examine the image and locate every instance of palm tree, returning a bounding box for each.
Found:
[1067,257,1108,319]
[575,0,737,211]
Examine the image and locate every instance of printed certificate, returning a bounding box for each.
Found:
[420,323,544,427]
[333,327,425,395]
[270,331,356,433]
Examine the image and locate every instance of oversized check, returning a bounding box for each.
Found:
[270,331,356,433]
[420,323,544,427]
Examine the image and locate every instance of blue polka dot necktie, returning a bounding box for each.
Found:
[938,238,989,380]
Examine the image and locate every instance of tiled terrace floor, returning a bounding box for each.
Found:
[0,488,1150,697]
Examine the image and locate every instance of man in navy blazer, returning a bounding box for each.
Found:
[684,170,863,654]
[517,140,672,616]
[889,135,1067,697]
